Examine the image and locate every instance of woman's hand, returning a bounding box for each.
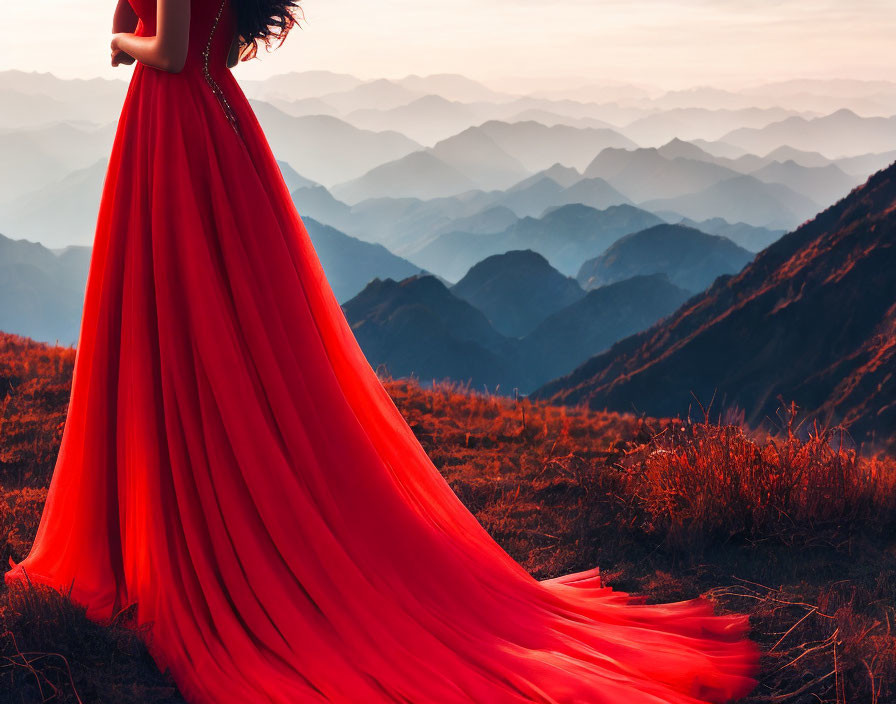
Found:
[111,35,136,67]
[108,0,191,74]
[112,48,136,67]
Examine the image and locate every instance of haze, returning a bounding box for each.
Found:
[1,0,893,91]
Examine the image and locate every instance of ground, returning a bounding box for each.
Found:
[0,333,894,703]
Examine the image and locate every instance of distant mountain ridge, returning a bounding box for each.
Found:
[535,160,896,451]
[342,275,527,391]
[410,203,664,280]
[0,232,88,345]
[576,224,754,293]
[343,253,693,393]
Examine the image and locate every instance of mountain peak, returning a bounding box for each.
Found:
[452,250,584,338]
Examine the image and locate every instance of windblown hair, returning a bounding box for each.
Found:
[233,0,304,61]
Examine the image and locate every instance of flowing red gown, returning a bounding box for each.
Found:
[5,1,760,701]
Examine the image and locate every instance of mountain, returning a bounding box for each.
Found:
[750,160,862,206]
[520,274,692,388]
[0,130,69,205]
[763,146,833,169]
[474,120,637,172]
[332,191,500,254]
[291,186,354,232]
[655,137,722,163]
[428,128,531,191]
[576,224,754,294]
[331,151,478,203]
[344,94,488,146]
[491,175,629,219]
[332,127,533,204]
[341,270,691,395]
[0,70,127,127]
[583,148,742,202]
[432,206,519,237]
[721,110,896,158]
[500,203,665,275]
[0,159,107,247]
[249,101,422,187]
[677,217,785,252]
[410,203,665,281]
[342,275,527,391]
[554,178,632,212]
[450,250,585,338]
[834,150,896,179]
[0,122,115,190]
[535,160,896,451]
[622,107,799,145]
[508,164,583,191]
[240,70,363,102]
[641,175,820,229]
[277,161,318,192]
[0,233,87,345]
[301,218,427,301]
[317,78,423,112]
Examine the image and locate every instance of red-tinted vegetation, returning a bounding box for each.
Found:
[1,332,895,703]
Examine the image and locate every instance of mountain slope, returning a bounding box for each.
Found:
[641,175,820,229]
[491,176,630,218]
[678,217,785,252]
[301,218,427,301]
[535,161,896,451]
[451,250,585,337]
[410,203,664,280]
[342,275,527,390]
[475,120,637,172]
[0,159,107,247]
[249,101,421,187]
[576,224,754,293]
[749,160,862,206]
[331,150,479,203]
[0,233,87,345]
[521,274,692,388]
[583,148,741,202]
[721,110,896,158]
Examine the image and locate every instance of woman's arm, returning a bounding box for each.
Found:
[112,0,138,33]
[111,0,191,73]
[111,0,138,66]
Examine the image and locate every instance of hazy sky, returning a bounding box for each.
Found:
[1,0,894,90]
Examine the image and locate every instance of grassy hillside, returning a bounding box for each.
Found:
[1,332,894,703]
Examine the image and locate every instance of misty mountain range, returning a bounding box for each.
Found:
[1,69,895,440]
[3,71,890,240]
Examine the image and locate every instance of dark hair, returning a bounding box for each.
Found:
[233,0,305,61]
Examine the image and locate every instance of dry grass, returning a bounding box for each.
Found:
[0,337,894,703]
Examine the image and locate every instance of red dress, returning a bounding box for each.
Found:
[5,1,760,701]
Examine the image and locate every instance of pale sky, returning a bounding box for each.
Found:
[1,0,894,91]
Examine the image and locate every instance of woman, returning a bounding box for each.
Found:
[5,1,760,701]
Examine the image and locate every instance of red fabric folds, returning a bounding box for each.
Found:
[5,1,760,701]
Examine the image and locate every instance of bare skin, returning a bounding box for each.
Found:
[111,0,242,72]
[111,0,138,66]
[110,0,191,73]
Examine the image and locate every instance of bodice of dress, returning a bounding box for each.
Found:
[127,0,236,75]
